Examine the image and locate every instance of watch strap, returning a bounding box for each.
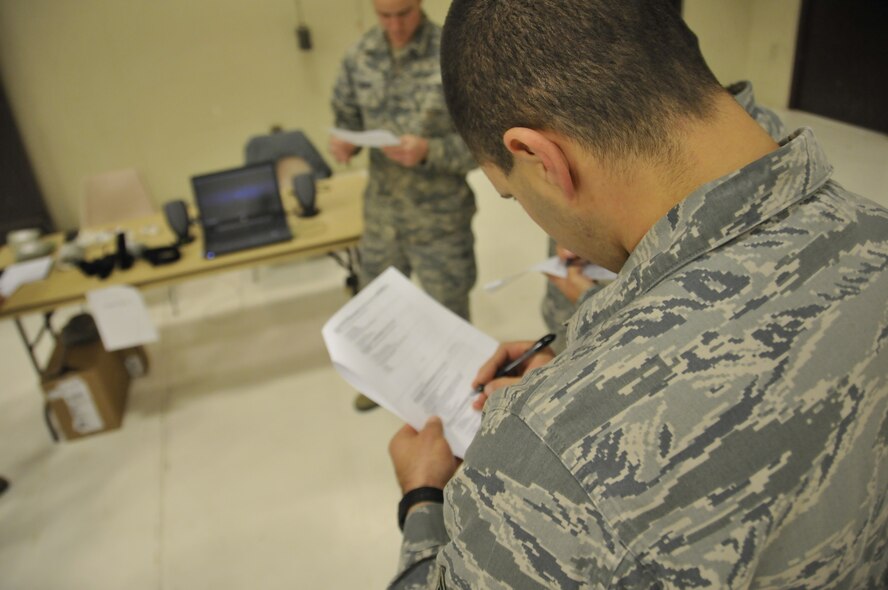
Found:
[398,486,444,531]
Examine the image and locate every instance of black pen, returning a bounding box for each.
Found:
[474,333,557,393]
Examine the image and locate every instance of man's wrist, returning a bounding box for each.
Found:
[398,486,444,531]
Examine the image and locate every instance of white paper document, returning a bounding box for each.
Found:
[0,256,53,297]
[330,127,401,148]
[322,267,499,457]
[86,286,159,351]
[484,256,617,292]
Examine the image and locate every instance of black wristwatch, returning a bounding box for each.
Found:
[398,487,444,531]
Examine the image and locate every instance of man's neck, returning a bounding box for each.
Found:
[612,92,780,256]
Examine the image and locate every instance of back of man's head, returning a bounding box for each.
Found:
[441,0,723,172]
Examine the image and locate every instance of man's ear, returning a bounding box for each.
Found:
[502,128,576,200]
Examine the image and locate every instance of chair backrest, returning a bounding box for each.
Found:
[275,156,313,197]
[81,168,155,228]
[244,130,332,180]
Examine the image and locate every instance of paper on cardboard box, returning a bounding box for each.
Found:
[116,346,150,378]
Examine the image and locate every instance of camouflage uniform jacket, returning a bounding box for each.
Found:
[391,129,888,588]
[331,16,477,239]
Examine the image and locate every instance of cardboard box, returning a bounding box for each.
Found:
[42,340,131,441]
[116,345,150,378]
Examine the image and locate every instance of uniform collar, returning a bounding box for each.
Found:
[726,80,757,114]
[567,127,833,345]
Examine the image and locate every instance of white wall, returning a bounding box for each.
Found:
[1,0,800,230]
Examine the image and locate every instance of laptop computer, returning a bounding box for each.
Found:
[191,162,293,259]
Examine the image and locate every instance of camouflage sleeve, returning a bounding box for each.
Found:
[392,411,638,589]
[389,504,449,589]
[422,132,477,176]
[331,56,364,132]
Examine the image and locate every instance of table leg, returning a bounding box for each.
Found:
[14,311,56,376]
[328,246,360,295]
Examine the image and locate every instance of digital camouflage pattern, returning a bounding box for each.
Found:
[541,81,787,354]
[391,128,888,588]
[331,15,477,319]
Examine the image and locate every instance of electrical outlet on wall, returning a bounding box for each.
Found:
[296,25,312,51]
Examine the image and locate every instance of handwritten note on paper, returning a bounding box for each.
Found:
[330,127,401,148]
[86,286,158,351]
[322,267,498,457]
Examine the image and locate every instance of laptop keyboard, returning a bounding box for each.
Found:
[215,216,272,233]
[205,224,292,257]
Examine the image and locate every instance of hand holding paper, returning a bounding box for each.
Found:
[389,416,460,493]
[322,267,498,458]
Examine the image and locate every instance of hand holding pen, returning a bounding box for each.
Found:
[470,333,557,411]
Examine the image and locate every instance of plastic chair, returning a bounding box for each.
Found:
[80,168,179,312]
[81,168,155,228]
[275,156,313,191]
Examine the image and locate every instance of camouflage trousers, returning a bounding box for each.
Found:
[357,220,476,321]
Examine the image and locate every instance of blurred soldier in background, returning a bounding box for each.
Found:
[330,0,477,411]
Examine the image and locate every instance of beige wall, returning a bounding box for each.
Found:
[0,0,451,229]
[685,0,800,107]
[745,0,801,108]
[2,0,797,231]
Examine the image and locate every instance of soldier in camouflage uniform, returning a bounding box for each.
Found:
[330,0,477,321]
[541,80,787,355]
[387,1,888,587]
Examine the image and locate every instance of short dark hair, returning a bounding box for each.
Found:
[441,0,723,171]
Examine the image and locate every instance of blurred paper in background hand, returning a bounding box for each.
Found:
[579,263,619,281]
[322,267,498,458]
[484,255,617,292]
[330,127,400,148]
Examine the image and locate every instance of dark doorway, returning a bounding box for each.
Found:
[790,1,888,134]
[0,82,54,245]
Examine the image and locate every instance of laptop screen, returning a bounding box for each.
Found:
[191,162,285,227]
